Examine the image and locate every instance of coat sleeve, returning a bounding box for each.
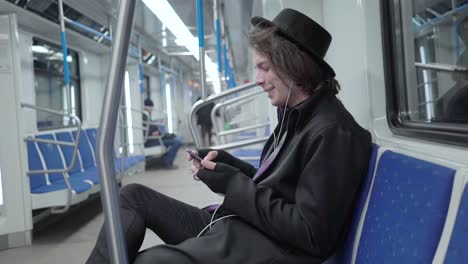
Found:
[222,124,371,256]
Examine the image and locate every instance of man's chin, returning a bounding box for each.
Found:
[270,100,279,107]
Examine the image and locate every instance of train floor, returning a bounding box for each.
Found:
[0,149,223,264]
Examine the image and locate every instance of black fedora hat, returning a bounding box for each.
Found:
[251,8,335,77]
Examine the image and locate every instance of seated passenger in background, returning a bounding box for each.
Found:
[142,98,181,169]
[195,96,217,147]
[87,8,371,263]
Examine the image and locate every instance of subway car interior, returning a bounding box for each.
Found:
[0,0,467,263]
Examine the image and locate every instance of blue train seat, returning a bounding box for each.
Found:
[444,184,468,263]
[35,134,93,193]
[355,150,455,263]
[230,148,262,168]
[27,140,48,193]
[55,131,99,186]
[71,130,97,170]
[85,128,144,173]
[85,128,123,172]
[26,135,92,210]
[69,130,101,185]
[54,131,83,175]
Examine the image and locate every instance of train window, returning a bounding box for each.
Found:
[382,0,468,145]
[32,38,82,130]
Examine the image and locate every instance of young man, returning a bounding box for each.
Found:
[142,98,181,169]
[88,9,371,263]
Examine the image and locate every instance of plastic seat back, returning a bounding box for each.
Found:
[444,184,468,263]
[36,134,67,183]
[356,150,455,263]
[55,131,82,174]
[72,130,96,169]
[26,141,47,191]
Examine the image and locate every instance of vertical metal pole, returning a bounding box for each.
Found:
[97,0,136,263]
[196,0,207,99]
[219,5,227,90]
[214,0,223,91]
[58,0,72,120]
[223,44,229,87]
[158,56,164,100]
[137,35,145,94]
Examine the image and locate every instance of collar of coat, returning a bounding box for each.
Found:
[276,86,336,132]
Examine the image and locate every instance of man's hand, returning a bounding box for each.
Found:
[151,130,160,136]
[196,149,257,178]
[196,161,244,194]
[188,150,218,180]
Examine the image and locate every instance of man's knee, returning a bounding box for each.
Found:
[120,184,150,204]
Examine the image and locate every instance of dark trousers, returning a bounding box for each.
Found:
[145,137,182,167]
[87,184,211,264]
[200,125,213,147]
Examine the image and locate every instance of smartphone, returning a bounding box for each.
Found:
[186,148,203,161]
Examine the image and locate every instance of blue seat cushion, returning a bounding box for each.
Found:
[232,148,263,157]
[444,185,468,263]
[31,177,92,194]
[232,148,262,169]
[356,150,455,263]
[70,167,100,184]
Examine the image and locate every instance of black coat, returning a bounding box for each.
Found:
[168,88,372,263]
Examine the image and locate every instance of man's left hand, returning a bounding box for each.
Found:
[197,161,243,194]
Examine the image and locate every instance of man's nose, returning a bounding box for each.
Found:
[255,73,264,86]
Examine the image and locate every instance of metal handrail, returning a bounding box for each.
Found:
[415,62,468,72]
[21,102,82,214]
[210,136,270,151]
[217,122,271,137]
[96,0,135,263]
[26,138,75,146]
[224,96,257,110]
[228,116,261,126]
[211,89,264,143]
[189,81,260,147]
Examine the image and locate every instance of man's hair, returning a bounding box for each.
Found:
[248,23,340,95]
[144,98,154,107]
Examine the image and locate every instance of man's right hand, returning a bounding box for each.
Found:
[196,149,257,178]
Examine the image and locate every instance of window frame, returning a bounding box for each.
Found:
[381,0,468,147]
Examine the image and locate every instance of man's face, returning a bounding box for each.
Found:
[254,51,291,107]
[145,105,153,113]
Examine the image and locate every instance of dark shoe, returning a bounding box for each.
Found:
[145,158,163,170]
[163,164,179,170]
